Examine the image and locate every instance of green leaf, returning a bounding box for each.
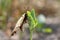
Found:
[27,10,38,30]
[42,28,52,33]
[27,9,37,40]
[31,9,36,20]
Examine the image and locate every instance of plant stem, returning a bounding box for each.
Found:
[30,31,33,40]
[20,31,23,40]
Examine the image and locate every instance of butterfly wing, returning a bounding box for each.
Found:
[11,13,27,36]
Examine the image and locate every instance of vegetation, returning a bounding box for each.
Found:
[0,0,60,40]
[27,9,52,40]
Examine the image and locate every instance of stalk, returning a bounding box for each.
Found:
[20,31,23,40]
[30,30,33,40]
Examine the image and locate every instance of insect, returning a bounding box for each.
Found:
[11,9,52,40]
[11,9,38,36]
[11,13,27,36]
[11,9,37,36]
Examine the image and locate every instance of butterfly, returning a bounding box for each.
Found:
[11,13,27,36]
[11,9,38,36]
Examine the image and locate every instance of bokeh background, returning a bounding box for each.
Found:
[0,0,60,40]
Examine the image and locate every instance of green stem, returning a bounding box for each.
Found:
[30,31,33,40]
[20,31,23,40]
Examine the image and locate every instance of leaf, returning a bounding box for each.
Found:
[31,9,36,20]
[27,10,38,31]
[42,28,52,33]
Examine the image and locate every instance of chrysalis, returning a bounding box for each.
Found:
[11,13,27,36]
